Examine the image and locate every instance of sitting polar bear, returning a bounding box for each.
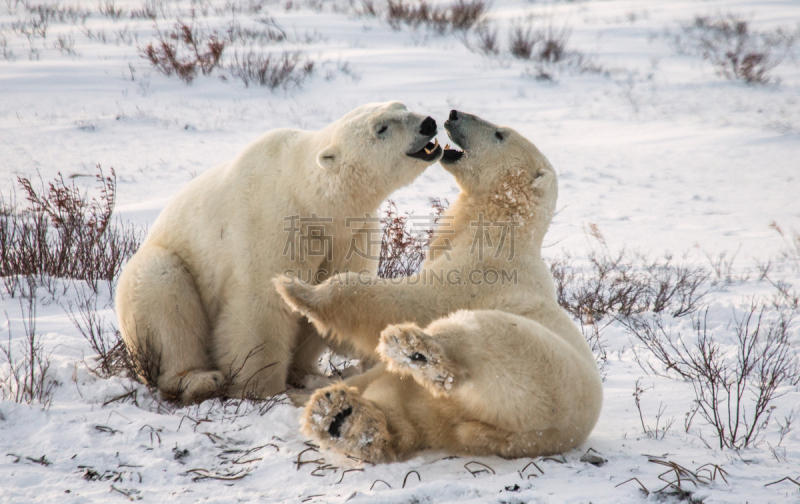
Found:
[116,102,443,404]
[276,110,603,462]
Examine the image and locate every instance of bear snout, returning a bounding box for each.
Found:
[419,116,437,137]
[449,110,459,121]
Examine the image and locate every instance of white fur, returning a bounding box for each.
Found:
[278,111,603,461]
[116,102,441,403]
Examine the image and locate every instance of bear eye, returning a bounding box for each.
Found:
[377,125,388,135]
[495,131,504,141]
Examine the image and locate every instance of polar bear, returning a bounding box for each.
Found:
[275,110,603,462]
[116,102,443,404]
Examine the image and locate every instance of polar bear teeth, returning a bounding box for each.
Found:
[424,138,439,155]
[408,138,442,160]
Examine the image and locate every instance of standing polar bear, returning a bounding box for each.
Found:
[276,111,603,462]
[116,102,443,404]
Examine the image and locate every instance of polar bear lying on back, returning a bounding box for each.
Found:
[116,102,443,404]
[276,111,603,461]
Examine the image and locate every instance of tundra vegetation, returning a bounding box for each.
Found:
[1,0,799,501]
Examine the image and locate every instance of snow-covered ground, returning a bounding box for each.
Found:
[2,0,800,502]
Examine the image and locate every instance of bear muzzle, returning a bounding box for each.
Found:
[407,116,442,162]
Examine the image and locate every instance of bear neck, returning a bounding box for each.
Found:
[435,192,550,261]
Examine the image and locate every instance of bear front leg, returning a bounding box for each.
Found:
[272,275,337,334]
[302,383,395,463]
[377,323,460,398]
[212,296,297,399]
[273,272,455,357]
[116,245,226,405]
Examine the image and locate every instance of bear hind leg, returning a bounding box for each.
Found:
[301,382,394,462]
[116,245,223,405]
[451,421,562,459]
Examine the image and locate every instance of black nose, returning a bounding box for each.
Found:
[449,110,458,121]
[419,116,436,136]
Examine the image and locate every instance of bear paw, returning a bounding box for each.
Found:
[301,383,393,463]
[174,370,225,405]
[378,323,457,397]
[273,275,317,317]
[272,275,333,335]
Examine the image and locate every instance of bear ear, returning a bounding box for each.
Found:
[316,145,340,172]
[531,166,555,189]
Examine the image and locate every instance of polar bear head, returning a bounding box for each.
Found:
[314,102,442,204]
[440,110,557,229]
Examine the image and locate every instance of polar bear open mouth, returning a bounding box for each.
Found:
[440,142,464,164]
[407,138,443,162]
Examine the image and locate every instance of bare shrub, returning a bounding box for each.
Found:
[378,198,447,278]
[357,0,378,17]
[99,0,126,20]
[542,224,718,378]
[627,305,800,449]
[474,22,499,55]
[118,324,161,389]
[771,222,800,272]
[509,20,534,59]
[0,294,57,407]
[226,20,286,45]
[53,33,77,55]
[11,11,49,40]
[387,0,448,33]
[227,50,314,89]
[633,378,675,440]
[386,0,487,34]
[0,166,144,296]
[130,0,159,21]
[66,288,129,378]
[508,17,571,63]
[378,200,429,278]
[1,35,15,61]
[140,20,226,83]
[616,457,729,500]
[548,246,709,326]
[140,15,319,89]
[705,249,749,288]
[677,14,798,84]
[767,410,796,462]
[23,2,91,25]
[756,223,800,310]
[538,23,571,63]
[449,0,487,31]
[581,321,607,379]
[547,237,710,374]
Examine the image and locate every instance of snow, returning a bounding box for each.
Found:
[2,0,800,502]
